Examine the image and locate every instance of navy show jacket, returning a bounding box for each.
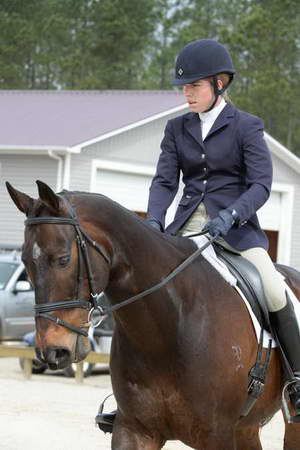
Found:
[147,103,273,251]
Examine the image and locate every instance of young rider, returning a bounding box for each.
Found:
[97,39,300,432]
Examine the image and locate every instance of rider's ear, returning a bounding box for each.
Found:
[6,182,35,215]
[36,180,62,213]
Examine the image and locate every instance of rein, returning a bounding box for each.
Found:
[25,206,218,337]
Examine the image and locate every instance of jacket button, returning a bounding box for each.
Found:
[203,180,207,185]
[201,154,205,159]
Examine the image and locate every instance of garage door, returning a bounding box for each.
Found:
[257,191,281,231]
[93,169,153,212]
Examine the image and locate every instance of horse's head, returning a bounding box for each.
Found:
[6,180,110,369]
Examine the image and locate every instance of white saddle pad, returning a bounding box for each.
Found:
[191,235,300,348]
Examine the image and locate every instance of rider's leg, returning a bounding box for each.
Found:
[241,247,300,413]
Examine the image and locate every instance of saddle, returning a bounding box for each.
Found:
[213,243,271,331]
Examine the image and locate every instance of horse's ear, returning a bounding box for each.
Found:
[36,180,62,213]
[6,182,35,215]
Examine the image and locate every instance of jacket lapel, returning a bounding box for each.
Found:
[205,103,235,140]
[184,113,203,148]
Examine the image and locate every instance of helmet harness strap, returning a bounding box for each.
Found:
[204,75,227,113]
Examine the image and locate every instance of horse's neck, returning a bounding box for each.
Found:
[104,222,190,352]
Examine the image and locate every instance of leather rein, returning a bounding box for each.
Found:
[25,205,216,338]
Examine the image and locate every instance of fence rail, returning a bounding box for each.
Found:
[0,344,110,383]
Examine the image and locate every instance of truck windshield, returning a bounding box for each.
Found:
[0,262,18,289]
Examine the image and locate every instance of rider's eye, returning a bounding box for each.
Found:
[57,255,70,267]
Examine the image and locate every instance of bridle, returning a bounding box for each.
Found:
[25,211,111,338]
[25,201,217,338]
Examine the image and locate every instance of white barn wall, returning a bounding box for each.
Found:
[271,154,300,270]
[0,154,57,246]
[272,154,300,184]
[291,185,300,271]
[69,110,188,193]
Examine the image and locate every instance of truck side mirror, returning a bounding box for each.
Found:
[14,280,32,292]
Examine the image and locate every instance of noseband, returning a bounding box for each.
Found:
[25,212,111,337]
[25,203,217,338]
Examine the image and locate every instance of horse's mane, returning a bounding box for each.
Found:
[33,189,197,257]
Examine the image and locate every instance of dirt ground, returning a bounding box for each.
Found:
[0,357,285,450]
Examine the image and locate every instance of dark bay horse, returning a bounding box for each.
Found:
[6,180,300,450]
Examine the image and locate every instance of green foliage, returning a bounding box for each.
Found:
[0,0,299,153]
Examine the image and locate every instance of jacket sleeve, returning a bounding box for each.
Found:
[229,116,273,225]
[147,120,180,229]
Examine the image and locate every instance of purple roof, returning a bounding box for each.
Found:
[0,90,186,148]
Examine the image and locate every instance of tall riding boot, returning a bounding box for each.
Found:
[269,293,300,414]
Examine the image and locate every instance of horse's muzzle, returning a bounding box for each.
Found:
[37,346,72,370]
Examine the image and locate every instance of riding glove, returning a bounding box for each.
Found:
[204,209,237,237]
[146,216,162,232]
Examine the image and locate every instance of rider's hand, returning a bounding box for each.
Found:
[204,209,237,238]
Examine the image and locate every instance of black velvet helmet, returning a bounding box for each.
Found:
[172,39,235,86]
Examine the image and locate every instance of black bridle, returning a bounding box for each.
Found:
[25,214,110,337]
[25,204,217,338]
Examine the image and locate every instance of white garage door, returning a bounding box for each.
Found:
[257,191,281,231]
[94,169,153,212]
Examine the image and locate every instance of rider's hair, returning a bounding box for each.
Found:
[217,73,232,103]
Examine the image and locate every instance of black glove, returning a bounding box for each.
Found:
[146,217,162,232]
[204,209,236,238]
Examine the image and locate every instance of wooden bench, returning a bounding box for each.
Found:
[0,344,109,383]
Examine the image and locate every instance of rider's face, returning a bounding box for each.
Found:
[183,78,222,113]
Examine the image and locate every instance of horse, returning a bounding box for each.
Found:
[6,179,300,450]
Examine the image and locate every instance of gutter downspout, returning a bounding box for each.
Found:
[48,150,63,192]
[63,152,71,190]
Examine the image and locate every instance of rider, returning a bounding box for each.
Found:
[96,39,300,431]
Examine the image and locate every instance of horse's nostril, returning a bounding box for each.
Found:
[45,347,71,370]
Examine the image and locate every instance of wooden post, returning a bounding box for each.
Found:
[75,362,84,384]
[23,358,33,379]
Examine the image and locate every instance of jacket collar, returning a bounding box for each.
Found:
[184,103,235,145]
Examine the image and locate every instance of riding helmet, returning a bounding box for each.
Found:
[172,39,235,86]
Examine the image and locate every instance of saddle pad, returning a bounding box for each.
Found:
[191,235,300,348]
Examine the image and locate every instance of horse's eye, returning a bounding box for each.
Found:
[57,255,70,267]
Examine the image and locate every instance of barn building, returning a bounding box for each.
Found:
[0,90,299,269]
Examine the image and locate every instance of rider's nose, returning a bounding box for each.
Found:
[44,346,71,369]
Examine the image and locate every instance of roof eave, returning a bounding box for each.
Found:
[69,103,189,153]
[0,145,71,154]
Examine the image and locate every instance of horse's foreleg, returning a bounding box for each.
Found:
[235,425,262,450]
[111,423,164,450]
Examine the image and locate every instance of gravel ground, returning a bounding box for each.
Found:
[0,357,285,449]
